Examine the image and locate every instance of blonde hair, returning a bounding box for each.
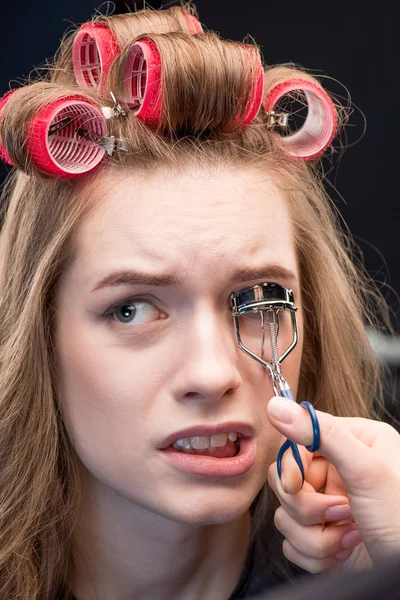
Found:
[0,3,387,598]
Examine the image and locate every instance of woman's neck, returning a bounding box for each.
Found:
[68,476,252,600]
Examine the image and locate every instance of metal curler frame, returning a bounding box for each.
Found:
[72,22,121,91]
[230,282,321,484]
[264,77,338,160]
[230,283,298,389]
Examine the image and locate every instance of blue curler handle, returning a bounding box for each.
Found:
[275,386,321,486]
[276,383,305,485]
[300,401,320,452]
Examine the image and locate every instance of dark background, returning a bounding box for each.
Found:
[0,0,398,328]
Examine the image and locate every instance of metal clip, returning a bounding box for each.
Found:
[101,91,128,120]
[76,128,128,156]
[48,117,72,136]
[266,111,289,128]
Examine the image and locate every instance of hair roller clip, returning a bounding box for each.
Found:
[264,77,338,159]
[182,10,204,34]
[0,89,21,165]
[24,95,127,178]
[73,22,121,91]
[122,37,162,125]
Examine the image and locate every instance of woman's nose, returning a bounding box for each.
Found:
[172,308,243,405]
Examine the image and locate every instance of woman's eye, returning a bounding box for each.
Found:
[108,299,163,325]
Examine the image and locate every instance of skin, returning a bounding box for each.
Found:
[54,166,305,600]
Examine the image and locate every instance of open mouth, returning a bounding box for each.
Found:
[170,433,241,458]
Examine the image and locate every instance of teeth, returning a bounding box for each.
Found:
[210,433,228,447]
[172,432,239,451]
[175,438,191,449]
[191,436,209,450]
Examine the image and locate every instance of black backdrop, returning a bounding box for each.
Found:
[1,0,398,328]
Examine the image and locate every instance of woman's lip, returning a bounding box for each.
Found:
[159,421,255,449]
[159,437,256,478]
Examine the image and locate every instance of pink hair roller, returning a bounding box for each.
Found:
[242,59,264,124]
[264,78,338,159]
[0,89,20,165]
[122,37,163,125]
[26,95,107,178]
[182,11,204,34]
[234,45,264,126]
[73,23,121,91]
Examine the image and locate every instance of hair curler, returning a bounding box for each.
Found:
[182,10,204,34]
[240,51,264,125]
[0,89,21,165]
[72,22,121,91]
[26,95,108,178]
[122,37,264,127]
[264,77,338,159]
[122,37,163,125]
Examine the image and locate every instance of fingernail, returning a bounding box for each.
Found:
[325,505,352,522]
[280,474,287,493]
[341,529,362,548]
[268,397,296,424]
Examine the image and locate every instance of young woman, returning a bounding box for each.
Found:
[0,3,399,599]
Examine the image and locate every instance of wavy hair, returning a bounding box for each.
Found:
[0,3,387,598]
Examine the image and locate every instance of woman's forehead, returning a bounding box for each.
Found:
[73,168,298,277]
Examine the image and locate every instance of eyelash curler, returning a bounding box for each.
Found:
[230,283,320,485]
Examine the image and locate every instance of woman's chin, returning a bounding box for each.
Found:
[152,489,257,526]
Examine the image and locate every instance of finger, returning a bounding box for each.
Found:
[306,456,329,491]
[282,539,355,574]
[306,457,349,498]
[274,506,360,560]
[268,463,352,526]
[324,463,349,497]
[267,397,389,491]
[280,439,312,494]
[277,440,348,497]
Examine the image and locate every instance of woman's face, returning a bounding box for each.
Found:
[55,166,303,525]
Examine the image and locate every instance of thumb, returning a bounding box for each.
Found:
[267,396,377,492]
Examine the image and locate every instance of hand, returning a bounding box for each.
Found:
[266,396,400,574]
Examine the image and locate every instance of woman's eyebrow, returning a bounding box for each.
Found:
[91,264,297,293]
[91,270,182,292]
[231,265,297,285]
